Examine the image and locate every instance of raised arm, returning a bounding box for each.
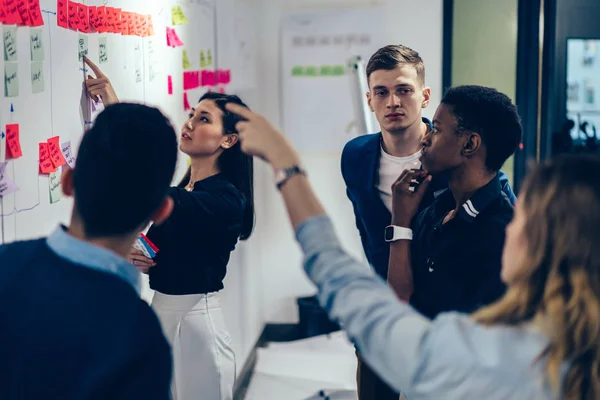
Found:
[83,56,120,106]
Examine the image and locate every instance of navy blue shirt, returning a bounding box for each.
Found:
[410,174,513,319]
[147,173,245,295]
[0,228,171,399]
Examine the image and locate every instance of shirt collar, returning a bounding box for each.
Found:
[46,226,141,294]
[435,174,503,223]
[192,172,226,191]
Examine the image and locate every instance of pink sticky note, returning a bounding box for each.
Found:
[218,87,225,94]
[168,75,173,95]
[183,92,190,110]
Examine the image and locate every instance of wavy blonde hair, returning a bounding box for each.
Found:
[473,155,600,400]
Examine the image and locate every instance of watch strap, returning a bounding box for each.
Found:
[275,165,306,190]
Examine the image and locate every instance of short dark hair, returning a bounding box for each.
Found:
[366,44,425,85]
[178,92,255,240]
[442,85,522,171]
[74,103,178,238]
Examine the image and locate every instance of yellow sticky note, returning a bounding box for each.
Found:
[171,5,189,25]
[207,49,213,66]
[200,50,206,68]
[183,50,191,69]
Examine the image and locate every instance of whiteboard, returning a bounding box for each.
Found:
[0,0,228,244]
[280,8,386,153]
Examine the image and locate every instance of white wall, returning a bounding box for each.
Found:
[251,0,443,325]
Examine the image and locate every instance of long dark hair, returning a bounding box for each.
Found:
[178,92,254,240]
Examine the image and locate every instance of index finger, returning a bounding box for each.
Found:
[225,103,253,120]
[83,56,105,79]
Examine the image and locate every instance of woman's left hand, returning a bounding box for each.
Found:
[129,248,156,274]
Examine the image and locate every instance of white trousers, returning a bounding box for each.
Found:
[152,291,236,400]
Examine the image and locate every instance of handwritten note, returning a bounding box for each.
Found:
[5,0,23,25]
[61,141,76,168]
[6,124,22,158]
[16,0,33,26]
[99,37,107,64]
[88,6,98,32]
[182,49,191,69]
[166,27,184,48]
[57,0,68,28]
[0,162,19,198]
[39,142,55,173]
[78,34,88,62]
[28,0,44,27]
[30,28,44,61]
[200,50,206,68]
[77,4,90,33]
[183,71,200,90]
[49,170,62,203]
[68,1,79,31]
[5,62,19,97]
[48,136,67,168]
[31,61,44,93]
[146,38,160,82]
[168,75,173,95]
[171,5,188,25]
[96,6,106,33]
[134,40,142,83]
[4,26,17,62]
[183,92,190,110]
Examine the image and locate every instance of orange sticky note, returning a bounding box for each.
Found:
[6,124,22,159]
[28,0,44,27]
[38,143,55,173]
[47,136,67,168]
[67,1,79,31]
[16,0,32,26]
[56,0,68,28]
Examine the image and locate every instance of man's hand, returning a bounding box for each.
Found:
[83,56,119,106]
[391,169,432,227]
[129,248,156,274]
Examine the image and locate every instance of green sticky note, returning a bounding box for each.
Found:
[320,65,333,76]
[49,171,62,204]
[200,50,206,68]
[30,28,44,62]
[332,65,345,76]
[207,49,213,66]
[99,37,108,64]
[4,62,18,97]
[182,49,191,69]
[305,66,318,76]
[292,66,304,76]
[4,26,17,62]
[31,62,44,94]
[78,34,88,62]
[171,5,189,25]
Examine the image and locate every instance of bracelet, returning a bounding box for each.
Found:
[275,165,307,190]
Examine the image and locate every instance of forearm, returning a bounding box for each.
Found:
[387,240,413,301]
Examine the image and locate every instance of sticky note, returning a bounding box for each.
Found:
[134,40,142,83]
[168,27,184,47]
[5,0,23,25]
[48,136,67,168]
[49,170,62,203]
[171,5,188,25]
[77,4,90,33]
[207,49,213,66]
[0,161,19,197]
[201,70,216,87]
[104,6,114,32]
[0,4,6,24]
[305,66,318,76]
[6,124,22,158]
[17,0,33,26]
[68,1,79,31]
[28,0,43,27]
[96,6,106,33]
[147,15,155,36]
[78,33,88,61]
[113,8,122,35]
[168,75,173,95]
[61,141,75,168]
[119,11,130,35]
[200,50,206,68]
[183,92,190,110]
[31,61,44,93]
[4,62,19,97]
[183,49,191,69]
[332,65,345,76]
[292,66,304,76]
[88,6,98,32]
[39,142,55,173]
[30,28,44,61]
[4,26,17,61]
[57,0,68,28]
[99,37,107,64]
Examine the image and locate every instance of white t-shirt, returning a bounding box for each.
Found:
[377,145,422,212]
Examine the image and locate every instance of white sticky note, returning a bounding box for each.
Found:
[5,62,19,97]
[31,62,44,94]
[78,34,88,62]
[99,37,108,64]
[61,141,76,169]
[30,28,44,62]
[134,40,142,84]
[3,26,17,62]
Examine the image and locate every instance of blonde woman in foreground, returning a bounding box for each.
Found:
[226,94,600,399]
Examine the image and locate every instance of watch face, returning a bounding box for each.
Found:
[385,226,394,241]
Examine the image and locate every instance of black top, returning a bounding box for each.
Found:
[409,174,513,319]
[147,173,245,295]
[0,239,171,400]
